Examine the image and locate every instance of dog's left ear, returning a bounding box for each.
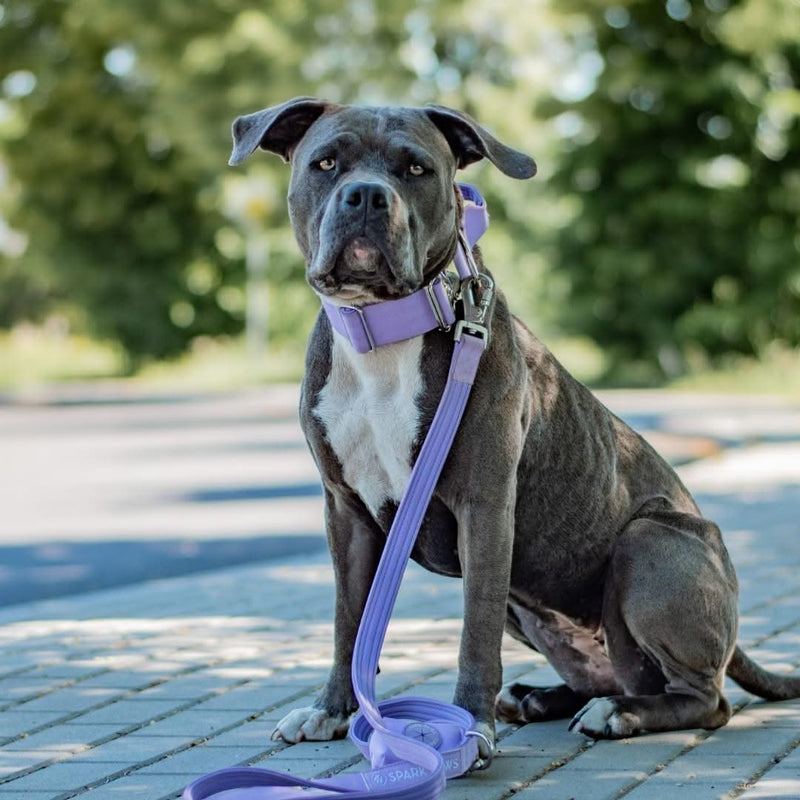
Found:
[424,105,537,179]
[229,96,336,166]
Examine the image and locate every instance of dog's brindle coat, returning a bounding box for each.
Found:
[230,98,800,754]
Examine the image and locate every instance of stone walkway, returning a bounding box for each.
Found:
[1,390,799,799]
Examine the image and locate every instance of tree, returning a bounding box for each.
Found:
[0,0,550,367]
[541,0,800,383]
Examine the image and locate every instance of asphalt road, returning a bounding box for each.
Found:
[2,383,799,609]
[0,385,327,606]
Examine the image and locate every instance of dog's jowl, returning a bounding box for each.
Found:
[229,97,800,756]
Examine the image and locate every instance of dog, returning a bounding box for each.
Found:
[229,97,800,759]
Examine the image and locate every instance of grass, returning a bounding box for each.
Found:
[669,343,800,396]
[0,324,125,391]
[1,323,798,398]
[134,336,306,390]
[0,325,305,396]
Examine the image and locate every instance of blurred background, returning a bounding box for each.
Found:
[1,0,798,392]
[0,0,799,606]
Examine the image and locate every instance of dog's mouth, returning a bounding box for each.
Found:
[338,237,384,274]
[311,237,416,304]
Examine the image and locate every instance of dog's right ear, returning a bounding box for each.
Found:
[229,97,334,166]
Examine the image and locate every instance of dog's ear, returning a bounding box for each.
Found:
[229,97,335,166]
[424,105,537,179]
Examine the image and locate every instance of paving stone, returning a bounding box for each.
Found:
[727,699,800,730]
[625,751,773,798]
[124,708,249,739]
[696,722,800,756]
[0,749,58,778]
[259,738,358,761]
[199,719,275,749]
[136,743,273,775]
[441,756,555,799]
[511,766,646,800]
[0,711,65,740]
[738,741,800,798]
[497,719,590,758]
[71,773,186,798]
[10,687,121,714]
[188,681,300,712]
[67,698,186,726]
[247,752,353,778]
[128,673,238,701]
[0,760,132,792]
[74,735,190,763]
[550,730,701,770]
[1,723,121,752]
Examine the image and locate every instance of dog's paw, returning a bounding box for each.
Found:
[568,697,639,739]
[271,706,351,743]
[495,685,527,723]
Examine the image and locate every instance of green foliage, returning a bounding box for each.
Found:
[0,0,554,366]
[542,0,800,384]
[3,0,798,384]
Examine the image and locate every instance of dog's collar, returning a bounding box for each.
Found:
[320,184,489,354]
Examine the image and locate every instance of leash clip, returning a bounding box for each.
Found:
[454,273,494,344]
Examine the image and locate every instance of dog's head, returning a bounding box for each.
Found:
[230,98,536,304]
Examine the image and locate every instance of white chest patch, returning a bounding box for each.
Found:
[314,333,424,518]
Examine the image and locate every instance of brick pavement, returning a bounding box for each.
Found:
[1,392,799,799]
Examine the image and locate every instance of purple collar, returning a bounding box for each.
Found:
[321,184,488,354]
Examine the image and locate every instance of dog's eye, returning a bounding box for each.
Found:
[318,157,336,171]
[408,164,426,177]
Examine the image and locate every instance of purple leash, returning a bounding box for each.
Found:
[182,185,491,800]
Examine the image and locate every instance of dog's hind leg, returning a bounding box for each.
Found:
[496,604,621,723]
[497,682,589,722]
[570,511,738,739]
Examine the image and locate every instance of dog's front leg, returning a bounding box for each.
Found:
[452,481,516,760]
[272,487,382,743]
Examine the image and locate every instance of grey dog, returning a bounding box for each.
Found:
[229,97,800,758]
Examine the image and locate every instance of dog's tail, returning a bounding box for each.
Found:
[727,645,800,701]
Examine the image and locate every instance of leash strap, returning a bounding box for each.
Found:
[182,186,491,800]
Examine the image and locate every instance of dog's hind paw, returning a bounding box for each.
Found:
[495,685,527,723]
[272,706,351,743]
[497,682,585,723]
[569,697,639,739]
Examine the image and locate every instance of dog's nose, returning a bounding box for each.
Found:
[341,181,391,213]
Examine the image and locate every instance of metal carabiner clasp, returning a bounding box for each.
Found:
[454,273,495,344]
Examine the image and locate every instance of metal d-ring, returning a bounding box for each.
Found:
[465,729,495,771]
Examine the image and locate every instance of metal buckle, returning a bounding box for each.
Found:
[424,275,452,332]
[343,305,377,352]
[453,319,488,343]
